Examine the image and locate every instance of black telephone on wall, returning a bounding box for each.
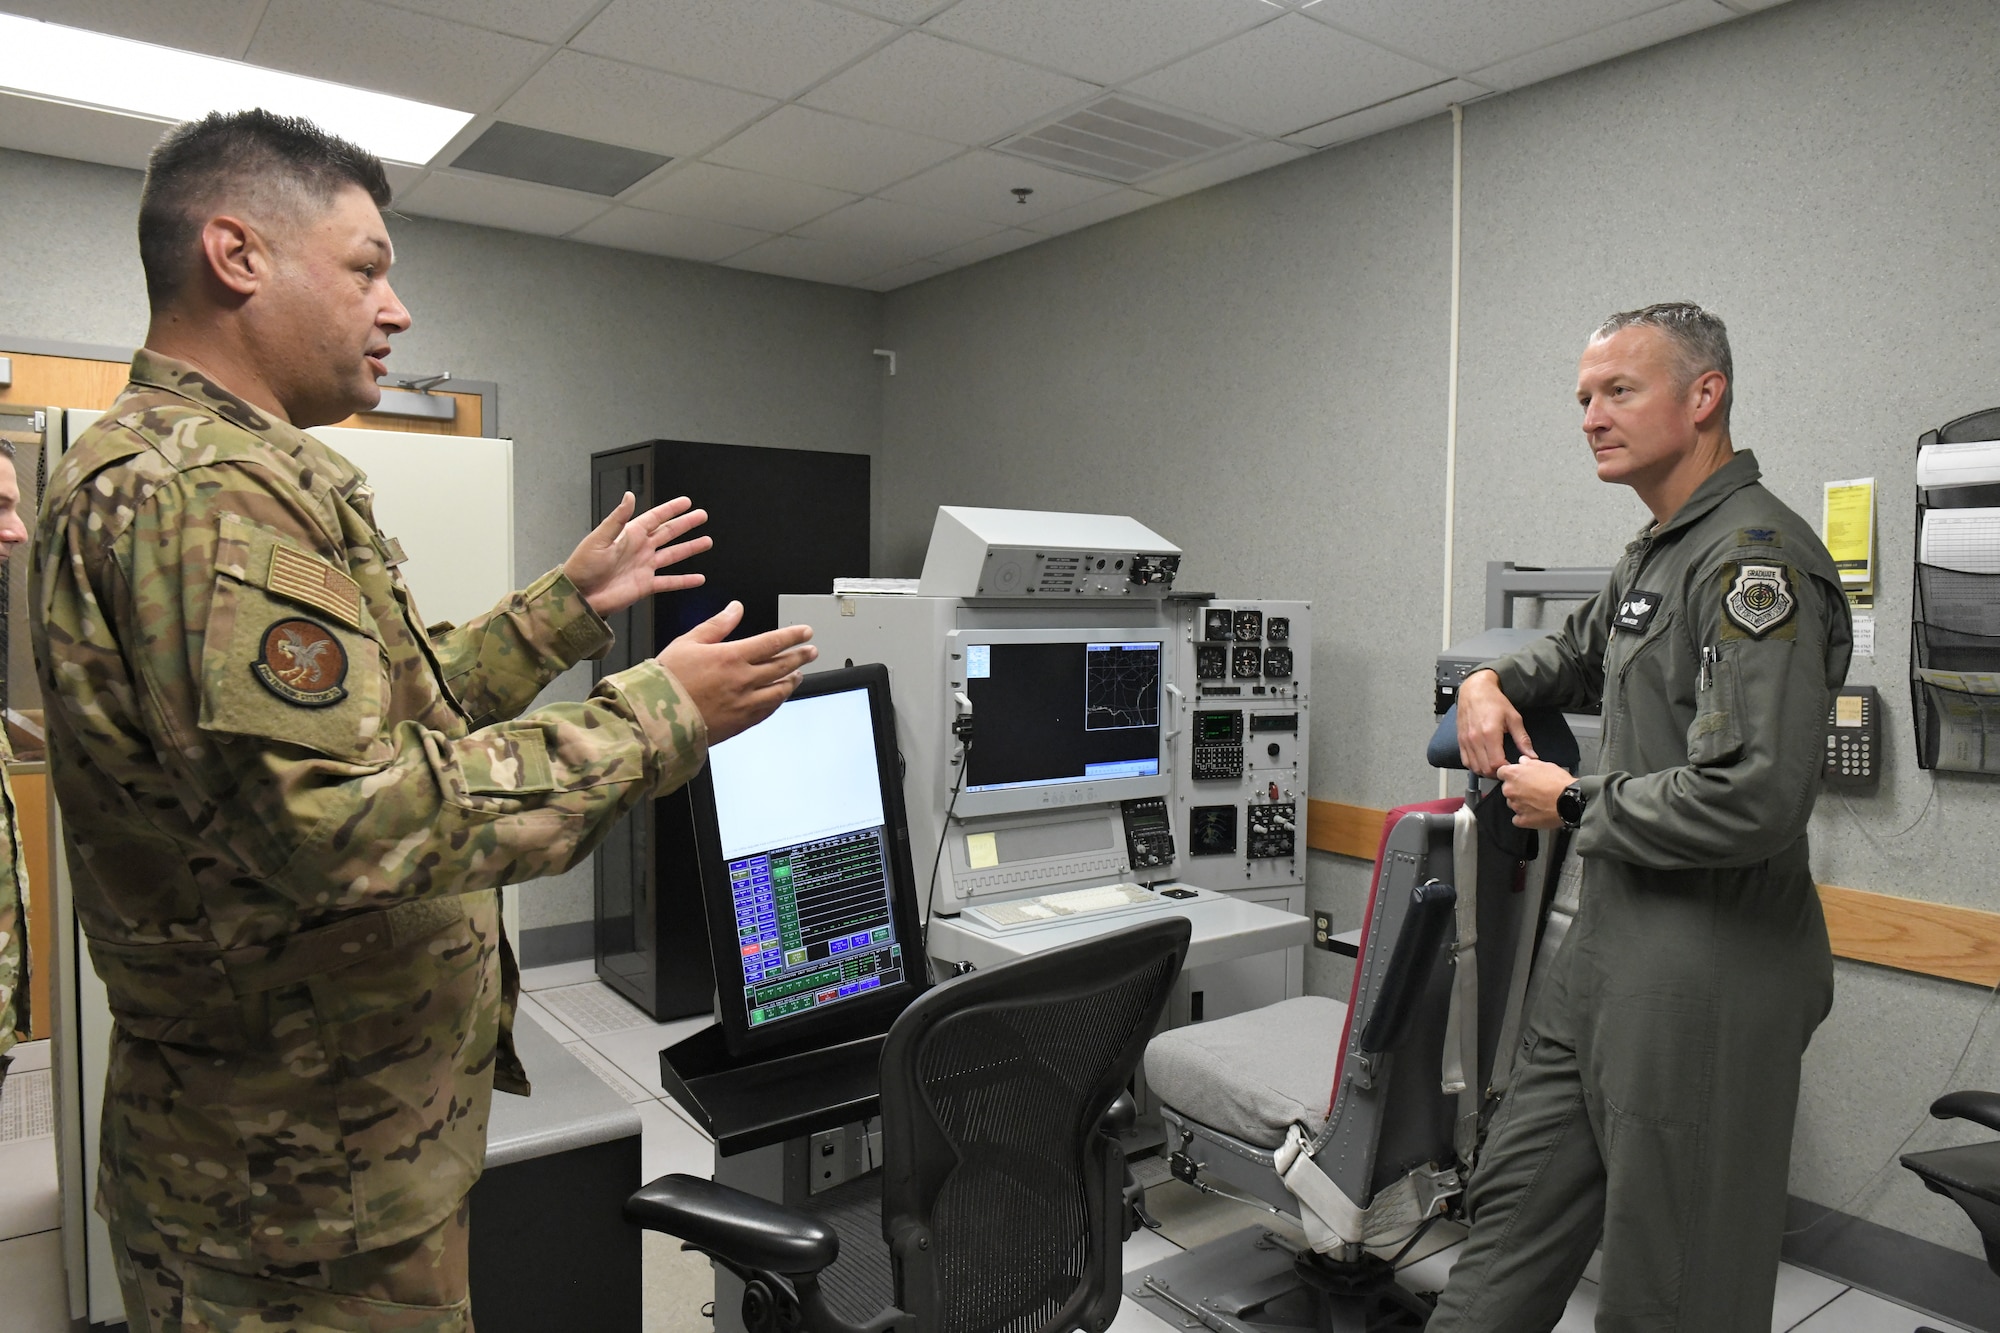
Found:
[1823,685,1881,790]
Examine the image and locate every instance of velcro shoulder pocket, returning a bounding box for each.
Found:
[1687,653,1745,766]
[198,515,384,760]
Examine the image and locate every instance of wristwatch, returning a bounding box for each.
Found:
[1556,783,1588,830]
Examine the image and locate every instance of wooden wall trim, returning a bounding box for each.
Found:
[1306,798,2000,988]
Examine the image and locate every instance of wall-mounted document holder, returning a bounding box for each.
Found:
[1911,406,2000,773]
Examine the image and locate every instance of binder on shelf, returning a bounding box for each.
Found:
[1911,406,2000,773]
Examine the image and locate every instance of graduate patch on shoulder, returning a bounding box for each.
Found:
[1721,563,1797,640]
[252,618,350,706]
[1737,526,1782,548]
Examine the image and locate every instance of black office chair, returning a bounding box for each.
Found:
[627,917,1191,1333]
[1902,1089,2000,1333]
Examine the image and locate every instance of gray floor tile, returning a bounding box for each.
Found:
[637,1098,715,1184]
[1771,1261,1848,1331]
[1791,1287,1973,1332]
[0,1228,70,1331]
[516,992,581,1045]
[1122,1225,1182,1275]
[519,958,599,992]
[0,1136,59,1241]
[587,1016,716,1101]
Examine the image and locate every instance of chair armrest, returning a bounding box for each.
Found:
[625,1174,839,1276]
[1930,1090,2000,1134]
[1099,1091,1137,1137]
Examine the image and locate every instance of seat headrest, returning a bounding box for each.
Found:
[1427,704,1581,772]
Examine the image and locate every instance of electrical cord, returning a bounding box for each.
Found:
[922,729,970,964]
[1836,774,1941,853]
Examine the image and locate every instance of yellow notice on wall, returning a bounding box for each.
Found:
[1823,477,1875,589]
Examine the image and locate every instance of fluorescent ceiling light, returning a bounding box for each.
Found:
[0,13,473,164]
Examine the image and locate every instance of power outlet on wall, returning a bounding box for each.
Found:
[1312,910,1337,951]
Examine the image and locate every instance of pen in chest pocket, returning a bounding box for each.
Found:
[1698,645,1719,690]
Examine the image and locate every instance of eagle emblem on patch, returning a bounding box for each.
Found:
[1724,563,1795,638]
[253,618,349,706]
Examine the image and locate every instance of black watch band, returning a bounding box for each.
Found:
[1557,783,1587,830]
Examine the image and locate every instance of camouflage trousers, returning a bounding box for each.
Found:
[108,1197,473,1332]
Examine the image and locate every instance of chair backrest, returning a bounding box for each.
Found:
[878,918,1190,1333]
[1313,800,1555,1209]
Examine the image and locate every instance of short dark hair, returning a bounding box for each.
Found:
[138,109,392,310]
[1592,301,1734,427]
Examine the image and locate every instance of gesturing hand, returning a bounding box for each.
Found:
[565,491,712,618]
[658,602,817,744]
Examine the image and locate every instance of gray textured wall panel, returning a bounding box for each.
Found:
[0,146,884,933]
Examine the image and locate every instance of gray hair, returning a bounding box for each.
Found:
[1593,301,1733,427]
[0,439,16,460]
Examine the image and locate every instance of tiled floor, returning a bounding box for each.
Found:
[0,970,1985,1332]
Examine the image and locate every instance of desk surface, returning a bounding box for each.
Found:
[926,887,1309,972]
[488,1010,641,1169]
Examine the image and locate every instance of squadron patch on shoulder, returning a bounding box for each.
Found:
[1722,563,1796,639]
[253,618,350,707]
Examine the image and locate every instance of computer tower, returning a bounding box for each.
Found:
[590,440,871,1019]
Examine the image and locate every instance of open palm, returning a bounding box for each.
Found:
[564,491,712,617]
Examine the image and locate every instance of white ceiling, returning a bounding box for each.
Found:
[0,0,1792,292]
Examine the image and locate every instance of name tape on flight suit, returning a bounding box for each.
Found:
[1613,590,1663,634]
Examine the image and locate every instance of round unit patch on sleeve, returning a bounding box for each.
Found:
[253,618,350,706]
[1723,563,1797,639]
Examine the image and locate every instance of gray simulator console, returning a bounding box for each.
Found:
[781,507,1310,1010]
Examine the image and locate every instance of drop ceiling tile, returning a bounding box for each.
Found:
[802,32,1098,146]
[570,0,896,99]
[498,50,774,157]
[879,150,1118,227]
[1468,1,1735,91]
[1306,0,1666,76]
[570,207,771,262]
[1020,188,1161,236]
[396,170,610,236]
[859,259,948,291]
[724,235,905,287]
[628,162,858,233]
[0,92,169,170]
[928,228,1043,268]
[1141,139,1311,199]
[1286,77,1484,148]
[375,0,603,44]
[1126,14,1446,137]
[5,0,265,55]
[247,0,549,112]
[794,197,1000,255]
[705,105,958,194]
[924,0,1274,84]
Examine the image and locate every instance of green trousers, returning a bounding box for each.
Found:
[1427,856,1833,1333]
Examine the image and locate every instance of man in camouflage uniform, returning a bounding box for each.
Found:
[0,441,32,1090]
[31,110,816,1332]
[1435,304,1850,1331]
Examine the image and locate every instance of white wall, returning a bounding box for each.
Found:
[877,0,2000,1260]
[0,145,884,935]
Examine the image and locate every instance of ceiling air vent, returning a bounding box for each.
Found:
[996,96,1246,183]
[451,122,669,197]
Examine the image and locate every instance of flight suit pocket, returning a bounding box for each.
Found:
[201,573,386,761]
[1686,655,1744,766]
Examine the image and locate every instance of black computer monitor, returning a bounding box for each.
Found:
[689,664,928,1058]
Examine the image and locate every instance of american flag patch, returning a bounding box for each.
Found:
[265,544,363,630]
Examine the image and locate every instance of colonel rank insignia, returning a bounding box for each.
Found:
[1723,563,1796,639]
[254,618,350,705]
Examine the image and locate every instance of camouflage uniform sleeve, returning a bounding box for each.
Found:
[427,568,614,728]
[53,465,706,917]
[0,745,21,1061]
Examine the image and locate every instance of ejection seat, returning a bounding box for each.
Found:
[1132,710,1580,1332]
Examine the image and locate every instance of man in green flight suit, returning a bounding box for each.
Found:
[0,440,32,1092]
[1431,303,1851,1332]
[31,109,817,1332]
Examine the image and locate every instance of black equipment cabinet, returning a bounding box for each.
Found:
[589,439,871,1019]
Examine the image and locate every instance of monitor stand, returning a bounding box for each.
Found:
[660,1024,886,1157]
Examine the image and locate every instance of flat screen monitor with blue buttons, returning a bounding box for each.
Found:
[691,663,927,1057]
